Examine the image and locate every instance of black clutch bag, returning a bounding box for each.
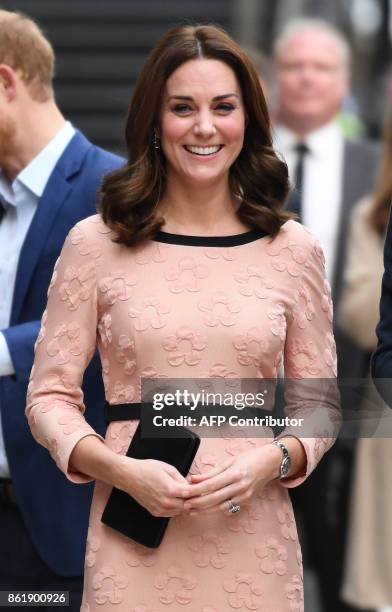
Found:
[101,420,200,548]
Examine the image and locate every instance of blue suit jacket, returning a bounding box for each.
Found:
[1,130,123,576]
[372,210,392,406]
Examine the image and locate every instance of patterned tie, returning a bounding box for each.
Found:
[286,142,309,223]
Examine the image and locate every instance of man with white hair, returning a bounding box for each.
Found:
[273,18,379,612]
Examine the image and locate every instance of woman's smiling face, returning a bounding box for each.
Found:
[160,58,246,187]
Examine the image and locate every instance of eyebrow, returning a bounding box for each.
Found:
[167,93,240,102]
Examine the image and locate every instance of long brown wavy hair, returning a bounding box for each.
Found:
[100,24,291,246]
[369,113,392,235]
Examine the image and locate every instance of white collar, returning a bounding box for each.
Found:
[0,121,75,205]
[274,120,342,158]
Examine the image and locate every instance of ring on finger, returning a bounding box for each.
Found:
[227,499,241,514]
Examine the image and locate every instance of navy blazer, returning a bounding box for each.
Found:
[372,209,392,406]
[1,130,123,576]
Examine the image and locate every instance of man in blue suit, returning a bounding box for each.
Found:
[372,211,392,406]
[0,10,123,609]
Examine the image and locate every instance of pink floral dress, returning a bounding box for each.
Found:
[26,215,339,612]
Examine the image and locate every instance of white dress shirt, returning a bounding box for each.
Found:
[0,121,75,477]
[273,121,344,280]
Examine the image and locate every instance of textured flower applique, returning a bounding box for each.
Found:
[85,528,101,568]
[116,334,136,374]
[189,453,218,476]
[92,565,128,605]
[131,605,159,612]
[234,265,275,299]
[277,503,297,541]
[97,313,112,347]
[188,531,230,568]
[255,536,288,576]
[267,304,287,341]
[44,437,61,467]
[126,541,158,567]
[154,565,197,605]
[101,358,110,394]
[134,241,169,264]
[324,332,337,376]
[257,482,279,503]
[39,399,66,414]
[162,326,207,367]
[313,429,333,463]
[165,256,208,293]
[202,363,238,379]
[285,574,304,612]
[313,240,326,267]
[69,225,102,258]
[110,381,136,404]
[198,292,241,327]
[128,296,170,331]
[224,437,257,456]
[223,572,263,610]
[203,245,237,260]
[36,310,47,346]
[286,338,321,378]
[42,372,77,394]
[226,499,262,534]
[321,279,333,323]
[266,231,307,277]
[98,271,136,306]
[57,409,91,435]
[59,261,96,311]
[294,282,315,329]
[108,422,135,454]
[46,323,83,365]
[88,215,112,234]
[233,328,268,369]
[140,366,168,379]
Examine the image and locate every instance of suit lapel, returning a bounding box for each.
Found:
[10,131,91,324]
[331,140,350,303]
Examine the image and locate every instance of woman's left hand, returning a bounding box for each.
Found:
[184,444,281,516]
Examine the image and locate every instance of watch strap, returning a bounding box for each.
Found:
[272,440,291,479]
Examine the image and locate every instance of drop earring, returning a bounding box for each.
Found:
[153,132,160,150]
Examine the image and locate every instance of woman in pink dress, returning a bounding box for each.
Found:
[26,24,340,612]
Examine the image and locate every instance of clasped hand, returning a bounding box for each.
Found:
[123,445,279,517]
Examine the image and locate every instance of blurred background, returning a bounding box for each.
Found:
[5,0,392,151]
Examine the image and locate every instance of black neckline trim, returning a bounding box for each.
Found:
[153,228,268,247]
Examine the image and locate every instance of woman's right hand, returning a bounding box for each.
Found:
[116,456,192,517]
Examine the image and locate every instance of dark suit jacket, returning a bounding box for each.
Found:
[332,138,380,380]
[332,138,380,307]
[0,130,123,576]
[371,209,392,405]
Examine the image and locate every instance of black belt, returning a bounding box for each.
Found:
[104,402,142,423]
[0,478,17,507]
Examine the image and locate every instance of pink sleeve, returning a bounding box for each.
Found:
[279,235,341,488]
[25,221,104,483]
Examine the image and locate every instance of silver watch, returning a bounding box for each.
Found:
[272,440,291,479]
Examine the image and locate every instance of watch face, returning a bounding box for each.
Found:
[281,456,291,477]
